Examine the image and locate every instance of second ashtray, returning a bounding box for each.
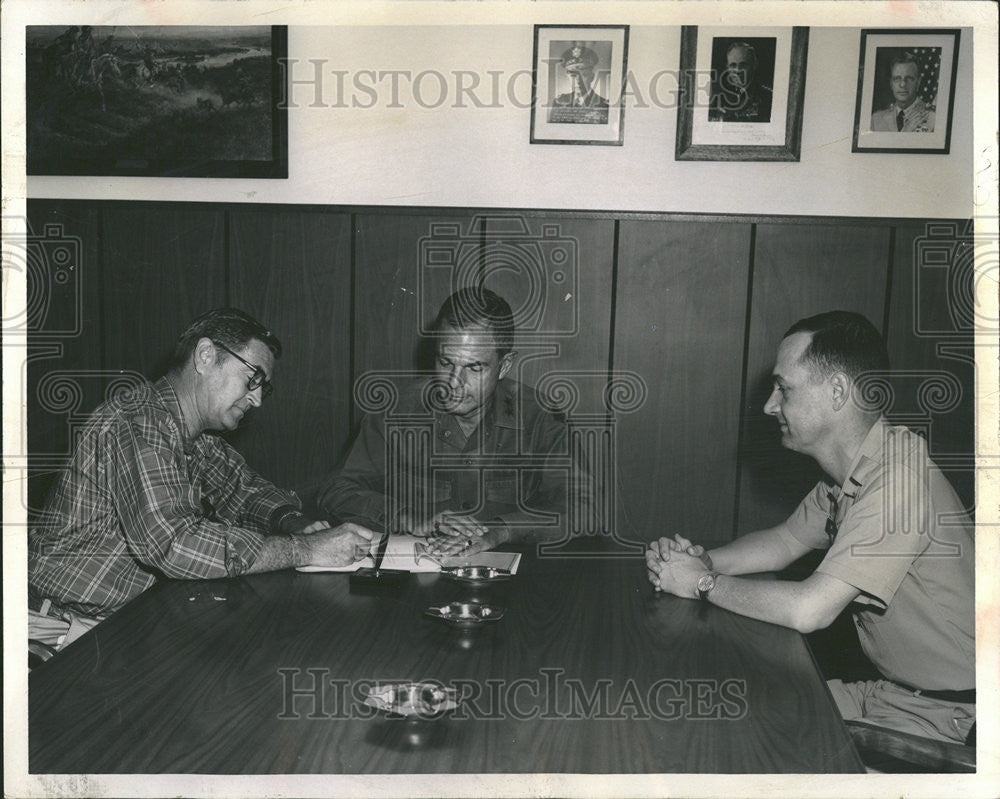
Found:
[424,601,505,626]
[439,565,512,584]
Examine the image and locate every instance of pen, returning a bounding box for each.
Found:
[372,530,390,576]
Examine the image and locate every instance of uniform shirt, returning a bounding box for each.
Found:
[708,82,774,122]
[29,377,298,618]
[870,98,936,132]
[319,378,589,541]
[785,418,974,690]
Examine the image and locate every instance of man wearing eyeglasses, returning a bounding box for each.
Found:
[645,311,974,745]
[29,308,373,649]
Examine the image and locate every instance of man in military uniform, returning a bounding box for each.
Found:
[548,42,609,125]
[709,40,773,123]
[646,311,974,745]
[870,51,936,132]
[320,288,590,556]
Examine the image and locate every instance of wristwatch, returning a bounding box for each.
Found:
[697,572,719,601]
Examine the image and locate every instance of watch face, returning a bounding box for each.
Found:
[698,573,716,594]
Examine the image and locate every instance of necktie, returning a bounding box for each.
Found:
[896,110,905,131]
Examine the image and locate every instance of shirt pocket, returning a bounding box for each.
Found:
[484,477,518,505]
[412,475,452,504]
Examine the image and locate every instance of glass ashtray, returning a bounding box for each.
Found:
[424,601,505,626]
[439,565,512,584]
[363,682,458,719]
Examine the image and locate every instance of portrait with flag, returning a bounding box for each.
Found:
[852,29,961,154]
[870,47,941,120]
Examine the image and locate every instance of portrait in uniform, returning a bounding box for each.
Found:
[547,40,610,125]
[708,37,777,123]
[869,48,939,133]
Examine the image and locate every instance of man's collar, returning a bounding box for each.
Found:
[438,379,522,432]
[837,417,888,498]
[895,98,925,117]
[153,376,199,449]
[491,379,521,430]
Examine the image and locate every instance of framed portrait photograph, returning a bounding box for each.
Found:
[675,26,809,161]
[852,29,960,154]
[26,25,288,177]
[530,25,629,146]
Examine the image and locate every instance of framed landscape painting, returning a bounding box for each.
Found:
[26,25,288,177]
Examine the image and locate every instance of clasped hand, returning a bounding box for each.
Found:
[645,534,710,599]
[401,509,503,557]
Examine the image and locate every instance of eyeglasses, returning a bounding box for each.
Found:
[825,491,840,543]
[212,341,273,398]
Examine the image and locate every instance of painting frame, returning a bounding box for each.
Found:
[675,26,809,162]
[26,25,288,178]
[851,28,961,155]
[529,24,629,146]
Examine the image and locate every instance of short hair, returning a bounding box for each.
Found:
[783,311,890,381]
[170,307,281,371]
[889,51,920,74]
[431,287,515,357]
[726,41,758,66]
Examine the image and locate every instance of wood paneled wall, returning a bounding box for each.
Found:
[25,201,975,542]
[737,224,892,535]
[614,221,751,545]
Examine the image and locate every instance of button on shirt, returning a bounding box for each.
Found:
[319,378,585,541]
[784,419,974,690]
[29,377,298,619]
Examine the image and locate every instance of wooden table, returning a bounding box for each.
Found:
[29,549,863,773]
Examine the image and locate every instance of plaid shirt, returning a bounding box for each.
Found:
[29,377,298,618]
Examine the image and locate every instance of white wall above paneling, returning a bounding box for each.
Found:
[16,10,986,220]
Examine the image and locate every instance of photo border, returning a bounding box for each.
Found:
[26,25,288,178]
[675,25,809,162]
[851,28,961,155]
[529,24,629,146]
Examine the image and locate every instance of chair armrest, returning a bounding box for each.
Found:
[28,639,58,669]
[846,720,975,773]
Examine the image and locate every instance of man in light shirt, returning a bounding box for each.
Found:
[870,51,936,132]
[646,311,973,744]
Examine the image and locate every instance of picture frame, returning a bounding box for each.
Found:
[26,25,288,177]
[675,26,809,162]
[530,24,629,146]
[852,29,960,155]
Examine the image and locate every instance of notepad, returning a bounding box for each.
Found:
[295,533,521,574]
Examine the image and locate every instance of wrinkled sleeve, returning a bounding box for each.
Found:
[495,411,590,543]
[784,481,835,550]
[316,413,390,530]
[107,413,265,579]
[198,436,300,535]
[815,462,928,610]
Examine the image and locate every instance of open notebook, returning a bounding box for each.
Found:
[296,533,521,574]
